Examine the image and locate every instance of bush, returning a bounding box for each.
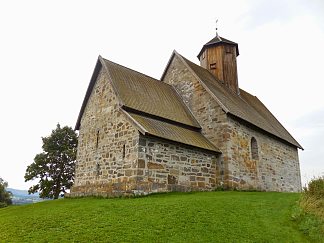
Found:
[0,177,12,208]
[293,176,324,242]
[301,176,324,219]
[304,176,324,199]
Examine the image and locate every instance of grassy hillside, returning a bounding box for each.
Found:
[0,191,311,242]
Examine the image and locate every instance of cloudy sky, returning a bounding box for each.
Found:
[0,0,323,189]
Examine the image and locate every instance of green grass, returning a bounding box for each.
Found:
[0,191,311,242]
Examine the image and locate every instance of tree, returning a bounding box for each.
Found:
[25,124,78,199]
[0,177,12,208]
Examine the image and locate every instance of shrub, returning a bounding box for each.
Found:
[293,176,324,242]
[0,177,12,208]
[304,176,324,199]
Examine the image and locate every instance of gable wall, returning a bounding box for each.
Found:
[227,116,302,192]
[163,55,228,187]
[70,68,140,196]
[162,55,301,192]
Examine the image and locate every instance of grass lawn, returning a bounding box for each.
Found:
[0,191,310,242]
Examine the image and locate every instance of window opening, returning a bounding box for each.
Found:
[251,137,259,160]
[96,130,100,149]
[210,63,217,70]
[122,144,126,159]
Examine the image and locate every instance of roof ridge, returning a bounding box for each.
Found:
[101,57,174,88]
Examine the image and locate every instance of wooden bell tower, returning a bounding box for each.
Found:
[197,35,240,94]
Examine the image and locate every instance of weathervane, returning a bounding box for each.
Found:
[215,19,219,37]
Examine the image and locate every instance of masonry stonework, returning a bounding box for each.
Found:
[72,35,303,196]
[135,135,217,193]
[162,54,301,192]
[163,55,228,187]
[227,117,301,191]
[70,67,219,197]
[70,68,140,196]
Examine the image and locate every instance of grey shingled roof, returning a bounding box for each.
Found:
[75,56,220,153]
[179,54,302,149]
[127,112,220,152]
[197,35,239,58]
[102,58,201,129]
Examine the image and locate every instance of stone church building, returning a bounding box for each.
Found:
[70,35,302,197]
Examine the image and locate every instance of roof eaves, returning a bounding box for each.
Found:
[252,95,303,150]
[146,134,222,154]
[197,36,239,59]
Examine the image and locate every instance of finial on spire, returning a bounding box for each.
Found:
[215,19,219,38]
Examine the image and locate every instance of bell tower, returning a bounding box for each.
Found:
[197,34,239,94]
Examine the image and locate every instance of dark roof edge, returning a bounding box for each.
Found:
[197,37,239,59]
[123,109,220,153]
[143,133,221,154]
[122,106,201,132]
[176,54,302,150]
[160,50,177,81]
[228,113,303,150]
[250,94,303,150]
[120,108,147,135]
[75,57,102,130]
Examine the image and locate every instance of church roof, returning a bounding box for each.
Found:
[101,57,201,129]
[197,35,239,58]
[126,112,220,152]
[75,56,220,153]
[177,54,302,149]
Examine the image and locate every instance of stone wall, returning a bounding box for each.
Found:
[226,116,302,192]
[162,54,228,187]
[134,135,218,193]
[162,54,302,192]
[70,66,219,197]
[70,68,140,197]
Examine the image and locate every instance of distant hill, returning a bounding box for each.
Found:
[7,188,43,205]
[7,188,39,197]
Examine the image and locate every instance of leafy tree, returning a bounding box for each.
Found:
[0,177,12,208]
[25,124,78,199]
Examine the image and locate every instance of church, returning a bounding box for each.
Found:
[70,34,302,197]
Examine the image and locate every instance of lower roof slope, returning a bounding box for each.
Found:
[126,111,220,152]
[179,54,302,149]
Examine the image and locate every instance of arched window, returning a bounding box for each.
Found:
[251,137,259,160]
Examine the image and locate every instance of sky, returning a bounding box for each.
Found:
[0,0,323,190]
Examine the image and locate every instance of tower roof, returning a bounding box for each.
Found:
[197,35,239,59]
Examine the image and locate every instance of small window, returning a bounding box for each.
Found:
[202,51,205,59]
[96,162,101,176]
[251,137,259,160]
[122,144,126,159]
[96,130,100,149]
[210,63,217,70]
